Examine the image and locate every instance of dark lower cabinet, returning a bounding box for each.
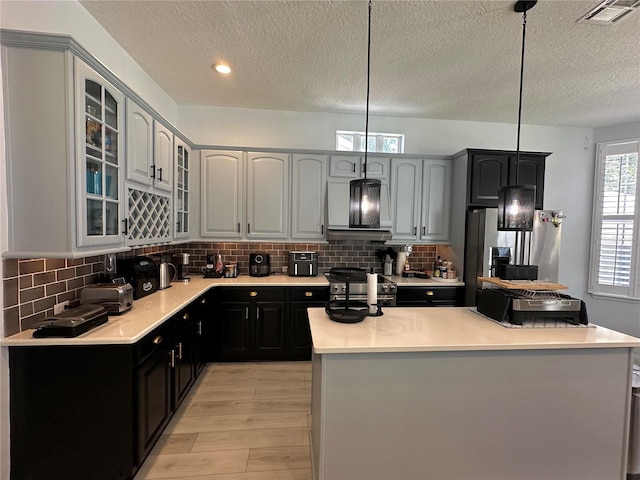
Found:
[396,286,464,307]
[9,294,210,480]
[289,287,329,360]
[213,287,288,361]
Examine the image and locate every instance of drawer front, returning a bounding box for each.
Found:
[397,286,463,304]
[290,287,329,302]
[136,320,173,364]
[221,287,286,302]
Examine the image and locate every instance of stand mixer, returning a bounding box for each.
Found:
[173,253,191,282]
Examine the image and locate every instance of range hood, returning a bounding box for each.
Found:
[326,228,392,242]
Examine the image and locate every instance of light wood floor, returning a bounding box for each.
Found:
[134,362,313,480]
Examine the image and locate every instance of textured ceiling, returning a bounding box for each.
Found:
[79,0,640,128]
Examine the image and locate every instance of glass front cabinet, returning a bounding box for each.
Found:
[76,61,125,247]
[174,138,191,238]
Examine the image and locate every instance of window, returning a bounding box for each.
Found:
[589,138,640,300]
[336,130,404,154]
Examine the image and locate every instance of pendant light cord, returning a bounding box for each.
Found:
[364,0,372,180]
[515,8,528,181]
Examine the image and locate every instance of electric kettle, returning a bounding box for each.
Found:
[158,262,177,289]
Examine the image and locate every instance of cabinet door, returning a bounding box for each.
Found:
[125,98,153,186]
[174,138,191,238]
[76,61,125,248]
[246,153,290,239]
[172,324,194,409]
[291,154,327,239]
[217,302,252,360]
[364,157,390,179]
[329,155,360,178]
[255,301,287,359]
[391,159,422,241]
[468,153,509,207]
[420,159,452,242]
[509,155,546,209]
[137,346,172,463]
[201,150,244,238]
[153,121,173,192]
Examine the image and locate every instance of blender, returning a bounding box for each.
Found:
[173,253,191,282]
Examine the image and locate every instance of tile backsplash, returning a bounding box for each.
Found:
[2,241,439,337]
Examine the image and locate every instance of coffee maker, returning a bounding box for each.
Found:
[173,253,191,282]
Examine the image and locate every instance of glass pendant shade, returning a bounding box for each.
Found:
[349,178,381,228]
[497,184,536,231]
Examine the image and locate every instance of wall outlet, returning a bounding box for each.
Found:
[53,300,69,315]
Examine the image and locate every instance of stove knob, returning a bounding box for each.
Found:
[389,285,396,292]
[381,285,388,293]
[341,286,346,292]
[332,285,338,293]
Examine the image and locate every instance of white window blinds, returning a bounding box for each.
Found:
[590,139,640,299]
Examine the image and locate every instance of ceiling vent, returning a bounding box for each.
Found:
[577,0,640,24]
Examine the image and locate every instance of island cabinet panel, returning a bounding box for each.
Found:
[396,286,463,306]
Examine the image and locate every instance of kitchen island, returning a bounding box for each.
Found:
[308,307,640,480]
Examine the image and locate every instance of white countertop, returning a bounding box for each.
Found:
[308,306,640,353]
[387,274,464,287]
[2,274,330,347]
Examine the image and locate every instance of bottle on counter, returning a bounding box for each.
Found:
[215,254,224,274]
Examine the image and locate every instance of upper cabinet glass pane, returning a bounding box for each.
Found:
[183,149,189,170]
[85,80,102,120]
[104,90,117,129]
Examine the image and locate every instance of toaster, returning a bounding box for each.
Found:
[80,282,134,314]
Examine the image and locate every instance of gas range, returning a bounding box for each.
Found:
[325,270,397,306]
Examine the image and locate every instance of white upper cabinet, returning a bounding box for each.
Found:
[153,121,173,192]
[125,99,153,186]
[390,159,423,241]
[2,44,127,258]
[390,158,452,243]
[201,150,244,239]
[291,154,327,240]
[420,159,452,242]
[329,154,389,179]
[246,153,290,239]
[174,138,191,239]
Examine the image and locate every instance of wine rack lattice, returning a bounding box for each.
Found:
[127,188,171,244]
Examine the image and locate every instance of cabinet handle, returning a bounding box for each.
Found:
[150,164,156,179]
[422,226,426,235]
[158,167,163,182]
[153,335,163,344]
[353,164,356,173]
[197,321,203,336]
[169,349,175,367]
[256,307,260,320]
[426,291,434,296]
[321,224,324,235]
[182,313,190,321]
[414,227,417,235]
[122,218,129,236]
[201,298,207,305]
[245,307,249,320]
[237,223,241,233]
[248,223,251,233]
[177,342,183,360]
[249,291,258,297]
[305,291,313,297]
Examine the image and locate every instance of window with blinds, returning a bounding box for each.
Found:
[589,139,640,299]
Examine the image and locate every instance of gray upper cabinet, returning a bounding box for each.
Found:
[391,158,452,244]
[329,155,360,178]
[2,45,127,258]
[201,150,244,239]
[174,138,191,239]
[291,154,327,240]
[246,153,290,240]
[125,99,153,186]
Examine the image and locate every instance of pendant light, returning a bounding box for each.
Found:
[498,0,537,270]
[349,0,382,229]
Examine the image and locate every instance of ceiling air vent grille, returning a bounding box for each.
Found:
[577,0,640,25]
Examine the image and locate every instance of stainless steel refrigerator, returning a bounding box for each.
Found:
[464,208,563,306]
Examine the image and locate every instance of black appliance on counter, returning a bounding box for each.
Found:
[477,288,587,326]
[32,305,108,338]
[249,253,270,277]
[116,256,158,299]
[288,251,318,277]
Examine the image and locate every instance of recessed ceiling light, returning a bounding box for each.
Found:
[213,63,231,74]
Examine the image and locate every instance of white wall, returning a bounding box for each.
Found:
[0,0,178,124]
[587,122,640,336]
